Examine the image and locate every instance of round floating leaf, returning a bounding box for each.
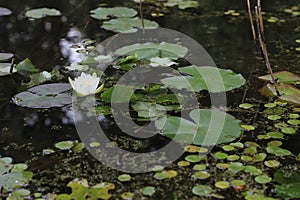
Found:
[230,142,244,148]
[266,146,291,156]
[184,145,208,153]
[193,164,206,171]
[216,163,229,169]
[25,8,61,19]
[274,170,300,184]
[267,131,284,139]
[281,127,296,134]
[267,115,281,120]
[132,101,172,119]
[0,63,16,76]
[12,164,28,172]
[102,17,158,33]
[115,42,188,60]
[289,113,299,119]
[90,7,137,20]
[12,189,31,197]
[177,161,190,167]
[255,175,272,184]
[264,103,277,108]
[192,185,212,196]
[276,183,300,199]
[161,66,246,92]
[0,7,12,16]
[165,0,199,9]
[257,134,270,140]
[0,171,33,190]
[231,180,246,187]
[166,170,177,178]
[55,141,74,150]
[12,83,72,108]
[89,142,100,147]
[239,103,254,109]
[267,140,282,147]
[227,155,240,161]
[215,181,230,189]
[154,171,169,180]
[229,162,245,171]
[241,155,253,162]
[121,192,134,200]
[244,166,262,176]
[259,71,300,84]
[264,160,280,168]
[185,155,202,163]
[141,186,155,197]
[241,125,255,131]
[222,145,235,151]
[243,147,257,155]
[42,149,55,155]
[287,119,300,125]
[254,153,267,162]
[245,141,260,147]
[214,152,228,159]
[118,174,131,182]
[192,171,211,179]
[0,53,13,61]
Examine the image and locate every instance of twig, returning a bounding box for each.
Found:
[139,0,145,34]
[254,6,280,96]
[247,0,256,41]
[9,58,14,74]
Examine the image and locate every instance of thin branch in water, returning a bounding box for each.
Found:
[139,0,145,33]
[254,6,280,96]
[9,58,14,74]
[246,0,256,41]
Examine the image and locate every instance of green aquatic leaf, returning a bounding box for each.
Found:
[0,63,16,76]
[266,146,291,156]
[244,165,262,176]
[141,186,155,197]
[121,192,134,199]
[239,103,254,109]
[0,7,12,16]
[0,53,13,61]
[115,42,188,60]
[192,185,212,196]
[231,180,246,187]
[259,71,300,84]
[55,141,74,150]
[0,171,33,190]
[177,160,190,167]
[229,162,245,171]
[90,7,137,20]
[156,109,242,145]
[185,155,202,163]
[132,101,172,119]
[150,57,176,67]
[25,70,63,87]
[193,164,206,171]
[264,160,280,168]
[65,62,89,71]
[25,8,61,19]
[15,58,39,76]
[255,174,272,184]
[274,170,300,184]
[101,85,135,103]
[214,152,228,159]
[267,131,284,139]
[118,174,131,182]
[281,127,296,134]
[102,17,158,33]
[276,183,300,199]
[192,171,211,179]
[215,181,230,189]
[12,83,72,108]
[165,0,199,9]
[161,66,246,92]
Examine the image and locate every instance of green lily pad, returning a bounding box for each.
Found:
[192,171,211,179]
[239,103,254,109]
[254,153,267,162]
[241,125,255,131]
[12,189,31,197]
[259,71,300,84]
[260,83,300,105]
[55,141,74,150]
[229,162,245,171]
[90,7,137,20]
[177,160,190,167]
[12,164,28,172]
[132,101,172,119]
[155,109,242,146]
[276,182,300,199]
[267,115,281,120]
[118,174,131,182]
[0,63,16,76]
[241,155,253,162]
[222,145,235,151]
[231,180,246,187]
[15,58,39,76]
[150,57,176,67]
[102,17,158,33]
[287,119,300,125]
[115,42,188,60]
[25,8,61,19]
[65,63,89,71]
[25,70,62,87]
[289,113,299,118]
[0,171,33,190]
[266,146,291,156]
[230,142,244,148]
[185,155,202,163]
[193,164,206,171]
[0,53,13,61]
[89,142,100,147]
[244,165,262,176]
[227,155,240,161]
[154,170,177,180]
[0,7,12,16]
[192,185,212,196]
[214,152,228,159]
[281,127,296,134]
[255,174,272,184]
[215,181,230,189]
[267,131,284,139]
[216,163,229,169]
[12,83,72,108]
[121,192,134,200]
[165,0,199,9]
[264,160,280,168]
[267,140,282,147]
[161,66,246,92]
[141,186,155,197]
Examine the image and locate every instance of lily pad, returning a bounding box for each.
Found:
[118,174,132,182]
[55,141,74,150]
[259,71,300,84]
[15,58,39,76]
[255,174,272,184]
[0,63,16,76]
[0,7,12,16]
[266,146,291,156]
[12,83,72,108]
[0,171,33,191]
[0,53,13,61]
[141,186,155,197]
[276,183,300,199]
[155,109,242,146]
[274,170,300,184]
[192,185,212,196]
[90,7,137,20]
[102,17,158,33]
[259,83,300,105]
[215,181,230,189]
[161,66,246,92]
[264,160,280,168]
[25,8,61,19]
[192,171,211,179]
[115,42,188,60]
[165,0,199,9]
[132,101,172,119]
[239,103,254,109]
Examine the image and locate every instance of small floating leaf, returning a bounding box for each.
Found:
[255,175,272,184]
[230,142,244,148]
[177,161,190,167]
[0,7,12,16]
[266,146,291,156]
[227,155,240,161]
[241,155,253,162]
[264,160,280,168]
[254,153,267,162]
[165,0,199,9]
[229,162,245,171]
[141,186,155,197]
[244,166,262,176]
[193,164,206,171]
[267,115,281,120]
[289,113,299,118]
[267,140,282,147]
[25,8,61,19]
[287,119,300,125]
[215,181,230,189]
[281,127,296,134]
[102,17,158,33]
[267,131,284,139]
[192,185,212,196]
[192,171,211,180]
[90,7,137,20]
[214,152,228,159]
[121,192,134,200]
[216,163,229,170]
[276,183,300,199]
[222,145,235,151]
[184,145,208,153]
[55,141,74,150]
[231,180,246,187]
[241,125,255,131]
[89,142,100,147]
[239,103,254,109]
[264,103,277,108]
[259,71,300,84]
[12,164,28,172]
[185,155,202,163]
[118,174,131,182]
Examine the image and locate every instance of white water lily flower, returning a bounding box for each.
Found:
[68,72,104,97]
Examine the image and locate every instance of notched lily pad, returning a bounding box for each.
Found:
[25,8,62,19]
[12,83,72,108]
[161,66,246,93]
[259,71,300,84]
[90,7,137,20]
[102,17,158,33]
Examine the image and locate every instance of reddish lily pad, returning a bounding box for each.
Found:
[259,83,300,105]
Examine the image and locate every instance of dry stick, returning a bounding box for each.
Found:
[247,0,256,41]
[140,0,145,34]
[254,6,280,96]
[257,0,265,41]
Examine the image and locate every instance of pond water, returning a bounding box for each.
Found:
[0,0,299,199]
